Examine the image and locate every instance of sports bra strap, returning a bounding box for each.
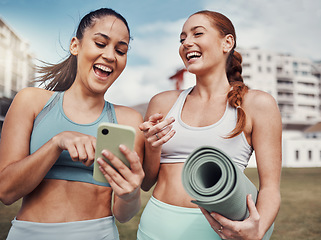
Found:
[33,92,61,129]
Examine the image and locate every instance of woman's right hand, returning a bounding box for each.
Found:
[139,113,176,148]
[52,131,96,167]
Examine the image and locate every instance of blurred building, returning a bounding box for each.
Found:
[168,48,321,167]
[240,48,321,167]
[240,48,321,129]
[0,17,35,127]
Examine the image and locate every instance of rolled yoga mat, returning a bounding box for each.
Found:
[182,146,274,240]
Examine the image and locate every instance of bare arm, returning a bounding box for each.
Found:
[139,91,178,191]
[202,90,282,239]
[0,88,98,205]
[0,88,61,204]
[249,90,282,237]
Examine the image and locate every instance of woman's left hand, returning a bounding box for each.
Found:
[97,144,144,201]
[200,194,262,240]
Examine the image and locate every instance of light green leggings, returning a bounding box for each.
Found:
[137,196,221,240]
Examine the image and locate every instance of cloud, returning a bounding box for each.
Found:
[105,65,162,106]
[95,0,321,108]
[204,0,321,60]
[105,19,186,106]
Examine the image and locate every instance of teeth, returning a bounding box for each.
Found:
[95,64,112,73]
[187,52,201,60]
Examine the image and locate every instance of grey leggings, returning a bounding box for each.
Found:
[6,216,119,240]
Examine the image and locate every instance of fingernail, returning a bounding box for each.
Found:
[102,150,109,157]
[119,144,126,151]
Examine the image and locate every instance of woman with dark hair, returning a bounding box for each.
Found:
[0,8,144,240]
[138,10,281,240]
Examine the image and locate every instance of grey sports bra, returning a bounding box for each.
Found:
[30,91,117,187]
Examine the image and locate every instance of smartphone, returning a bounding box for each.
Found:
[93,122,136,183]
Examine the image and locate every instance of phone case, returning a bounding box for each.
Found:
[93,122,136,183]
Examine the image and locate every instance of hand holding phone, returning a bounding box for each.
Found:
[93,122,136,183]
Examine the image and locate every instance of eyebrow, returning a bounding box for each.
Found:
[94,33,129,47]
[180,26,206,38]
[191,26,206,31]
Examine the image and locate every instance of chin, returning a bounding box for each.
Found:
[186,67,202,75]
[89,81,111,94]
[187,64,212,76]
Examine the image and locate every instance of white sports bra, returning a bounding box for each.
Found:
[160,87,253,172]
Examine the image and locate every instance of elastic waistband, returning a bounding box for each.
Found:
[150,196,201,214]
[11,216,115,232]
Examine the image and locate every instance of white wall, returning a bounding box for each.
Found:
[283,138,321,167]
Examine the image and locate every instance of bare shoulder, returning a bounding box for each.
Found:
[14,87,52,102]
[146,90,182,118]
[243,89,279,113]
[243,89,281,128]
[114,104,143,127]
[150,90,182,104]
[11,87,53,115]
[1,88,54,151]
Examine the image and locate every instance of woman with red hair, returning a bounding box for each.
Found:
[138,10,281,240]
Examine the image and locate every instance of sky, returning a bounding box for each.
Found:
[0,0,320,106]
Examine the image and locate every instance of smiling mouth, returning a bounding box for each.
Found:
[186,51,202,61]
[93,64,113,78]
